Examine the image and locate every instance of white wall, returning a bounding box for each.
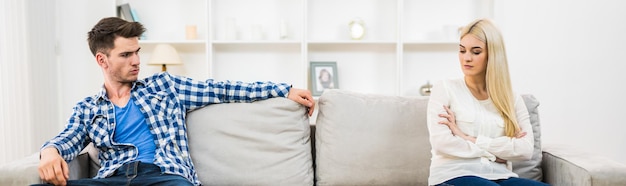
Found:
[9,0,623,165]
[0,0,58,164]
[55,0,115,131]
[495,0,626,163]
[0,0,114,164]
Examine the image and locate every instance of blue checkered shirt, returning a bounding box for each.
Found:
[41,72,291,185]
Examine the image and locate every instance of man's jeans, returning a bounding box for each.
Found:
[32,161,193,186]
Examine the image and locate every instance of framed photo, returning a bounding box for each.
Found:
[310,61,339,96]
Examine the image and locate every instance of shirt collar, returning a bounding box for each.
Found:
[95,86,108,101]
[95,79,147,102]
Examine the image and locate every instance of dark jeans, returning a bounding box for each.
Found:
[436,175,549,186]
[32,161,193,186]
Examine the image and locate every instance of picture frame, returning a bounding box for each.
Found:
[310,61,339,96]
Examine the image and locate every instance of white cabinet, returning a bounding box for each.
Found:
[122,0,209,81]
[209,0,306,89]
[122,0,492,96]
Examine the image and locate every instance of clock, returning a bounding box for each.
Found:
[349,18,365,40]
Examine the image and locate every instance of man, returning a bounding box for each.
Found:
[36,17,315,186]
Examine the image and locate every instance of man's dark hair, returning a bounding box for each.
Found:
[87,17,145,56]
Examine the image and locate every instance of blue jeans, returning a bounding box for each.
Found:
[437,175,550,186]
[32,161,193,186]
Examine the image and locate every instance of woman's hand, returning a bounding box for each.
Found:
[439,105,476,143]
[494,130,528,164]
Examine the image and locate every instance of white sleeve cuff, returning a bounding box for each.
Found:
[475,135,492,150]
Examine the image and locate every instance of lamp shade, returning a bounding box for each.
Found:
[148,44,182,65]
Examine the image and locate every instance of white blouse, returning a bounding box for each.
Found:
[427,78,534,185]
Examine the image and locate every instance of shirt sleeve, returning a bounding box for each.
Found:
[166,73,291,111]
[474,95,534,161]
[427,80,494,159]
[40,104,90,162]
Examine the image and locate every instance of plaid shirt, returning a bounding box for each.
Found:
[41,72,291,185]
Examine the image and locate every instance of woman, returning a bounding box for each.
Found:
[426,19,548,186]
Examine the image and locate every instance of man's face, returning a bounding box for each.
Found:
[98,36,141,83]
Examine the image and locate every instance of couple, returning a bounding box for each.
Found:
[35,17,546,186]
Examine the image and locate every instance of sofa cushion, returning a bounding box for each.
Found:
[512,94,543,181]
[186,97,313,185]
[315,89,431,186]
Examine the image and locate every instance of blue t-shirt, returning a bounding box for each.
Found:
[113,97,156,163]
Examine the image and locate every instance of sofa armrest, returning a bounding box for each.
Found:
[0,153,41,186]
[68,151,91,180]
[542,144,626,186]
[0,149,93,186]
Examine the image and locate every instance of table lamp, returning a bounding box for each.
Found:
[148,44,182,72]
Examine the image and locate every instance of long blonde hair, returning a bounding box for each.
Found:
[459,19,519,137]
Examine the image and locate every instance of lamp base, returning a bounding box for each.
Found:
[161,64,167,72]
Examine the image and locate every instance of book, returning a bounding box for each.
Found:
[130,8,146,40]
[130,8,140,22]
[117,3,134,21]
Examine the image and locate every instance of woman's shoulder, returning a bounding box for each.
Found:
[512,92,527,106]
[433,78,465,91]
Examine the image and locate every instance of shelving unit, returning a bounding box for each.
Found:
[120,0,492,97]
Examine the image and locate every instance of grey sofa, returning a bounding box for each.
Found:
[2,89,626,185]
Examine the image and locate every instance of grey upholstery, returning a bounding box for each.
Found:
[2,90,626,186]
[315,89,430,185]
[185,97,313,185]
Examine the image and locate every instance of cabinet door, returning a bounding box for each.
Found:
[307,0,398,42]
[210,0,305,88]
[125,0,209,80]
[307,0,399,96]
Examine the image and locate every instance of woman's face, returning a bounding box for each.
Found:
[458,34,487,77]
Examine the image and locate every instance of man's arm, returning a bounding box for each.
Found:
[38,147,69,185]
[165,73,314,113]
[37,103,91,185]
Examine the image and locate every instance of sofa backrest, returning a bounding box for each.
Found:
[314,90,544,185]
[514,94,543,181]
[81,91,543,185]
[315,89,432,185]
[186,97,313,185]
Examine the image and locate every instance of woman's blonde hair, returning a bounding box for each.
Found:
[459,19,519,137]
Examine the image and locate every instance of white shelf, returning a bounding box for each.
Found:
[211,40,301,45]
[403,40,460,45]
[308,40,396,45]
[121,0,493,96]
[139,40,206,45]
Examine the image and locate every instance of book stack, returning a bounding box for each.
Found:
[117,3,145,39]
[117,3,139,22]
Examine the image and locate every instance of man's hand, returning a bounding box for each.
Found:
[287,88,315,116]
[38,147,69,185]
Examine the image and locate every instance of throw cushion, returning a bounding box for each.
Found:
[186,97,313,185]
[315,89,431,186]
[512,94,543,181]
